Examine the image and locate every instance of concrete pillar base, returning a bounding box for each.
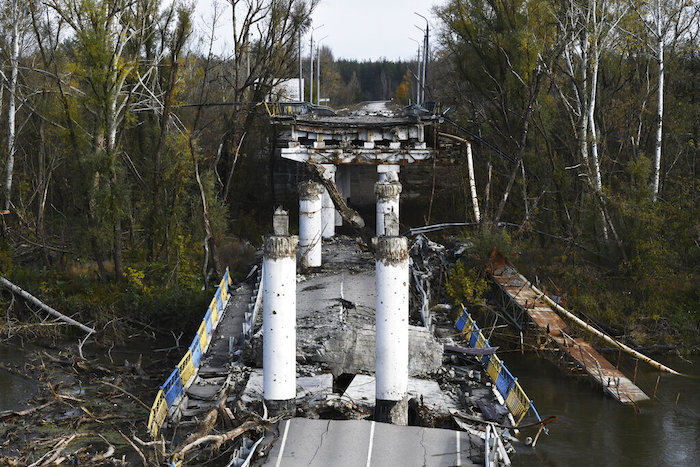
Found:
[375,398,408,425]
[264,398,296,418]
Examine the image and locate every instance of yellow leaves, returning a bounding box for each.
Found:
[125,267,151,294]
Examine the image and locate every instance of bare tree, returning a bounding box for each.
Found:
[1,0,27,211]
[626,0,698,201]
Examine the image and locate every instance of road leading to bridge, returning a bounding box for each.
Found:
[261,418,482,467]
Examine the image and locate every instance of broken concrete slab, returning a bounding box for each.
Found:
[343,374,460,415]
[239,369,334,406]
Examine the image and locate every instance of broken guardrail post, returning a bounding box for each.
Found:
[375,179,402,237]
[373,213,409,425]
[263,208,298,416]
[319,164,336,239]
[298,181,324,269]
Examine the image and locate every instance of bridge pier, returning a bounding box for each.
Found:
[320,164,336,238]
[263,208,298,416]
[298,181,324,269]
[374,214,409,425]
[375,180,402,236]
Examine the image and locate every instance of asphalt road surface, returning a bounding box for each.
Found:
[261,418,482,466]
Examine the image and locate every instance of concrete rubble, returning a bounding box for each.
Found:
[173,235,516,466]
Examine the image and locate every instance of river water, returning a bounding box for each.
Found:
[0,344,38,412]
[2,342,699,465]
[507,352,700,466]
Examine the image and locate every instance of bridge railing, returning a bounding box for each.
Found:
[147,268,233,439]
[242,264,263,340]
[264,101,308,117]
[454,305,544,427]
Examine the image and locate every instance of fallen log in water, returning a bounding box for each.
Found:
[0,276,95,334]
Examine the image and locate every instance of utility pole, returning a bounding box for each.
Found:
[317,36,328,105]
[308,25,324,104]
[298,30,303,101]
[408,37,421,104]
[415,13,429,102]
[309,35,314,103]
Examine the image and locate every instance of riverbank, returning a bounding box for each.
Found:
[450,227,700,351]
[0,338,175,464]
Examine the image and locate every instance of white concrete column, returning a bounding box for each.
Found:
[320,164,336,238]
[263,208,298,415]
[375,181,402,236]
[377,164,400,182]
[298,181,323,268]
[374,215,409,425]
[335,166,351,227]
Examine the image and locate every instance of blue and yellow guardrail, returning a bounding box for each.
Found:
[454,306,544,427]
[147,268,233,439]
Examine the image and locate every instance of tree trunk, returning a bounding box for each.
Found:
[192,142,219,289]
[466,141,481,223]
[4,1,19,211]
[0,277,95,334]
[307,163,373,246]
[652,0,664,202]
[493,66,542,224]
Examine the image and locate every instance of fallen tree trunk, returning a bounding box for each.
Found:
[528,282,683,376]
[307,163,374,246]
[0,276,95,334]
[177,420,258,458]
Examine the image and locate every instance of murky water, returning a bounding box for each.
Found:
[0,344,38,412]
[507,352,700,466]
[3,338,699,465]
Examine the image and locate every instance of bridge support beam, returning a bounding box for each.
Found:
[298,181,324,269]
[263,208,298,416]
[374,215,409,425]
[320,164,337,238]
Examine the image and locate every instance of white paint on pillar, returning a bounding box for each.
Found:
[335,166,351,227]
[375,181,402,236]
[374,235,409,403]
[320,164,336,238]
[263,229,298,402]
[298,181,323,268]
[377,164,400,182]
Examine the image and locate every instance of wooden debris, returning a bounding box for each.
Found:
[177,420,258,458]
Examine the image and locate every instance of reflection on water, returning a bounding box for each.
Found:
[508,352,700,466]
[0,344,38,412]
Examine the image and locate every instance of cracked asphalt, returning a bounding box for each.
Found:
[261,418,481,466]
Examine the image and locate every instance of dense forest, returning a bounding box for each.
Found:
[0,0,698,346]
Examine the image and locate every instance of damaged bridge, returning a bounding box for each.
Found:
[487,253,649,405]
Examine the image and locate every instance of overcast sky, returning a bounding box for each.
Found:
[310,0,446,61]
[195,0,447,61]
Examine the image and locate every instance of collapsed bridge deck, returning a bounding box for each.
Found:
[488,259,649,405]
